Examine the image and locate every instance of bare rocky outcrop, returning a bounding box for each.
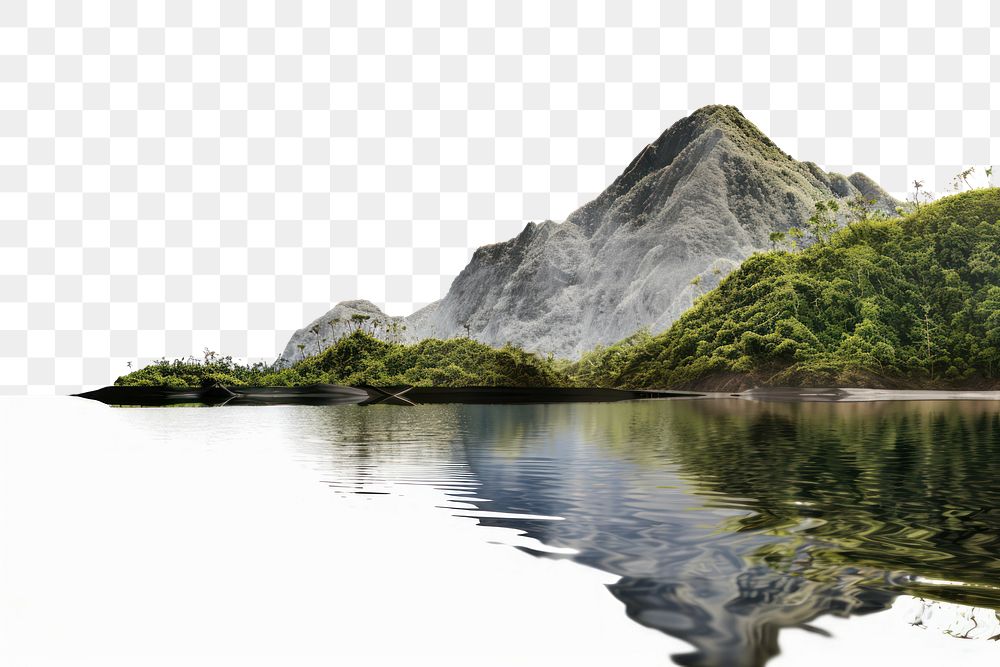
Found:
[278,105,897,364]
[275,299,404,368]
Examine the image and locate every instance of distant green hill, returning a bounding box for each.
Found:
[576,189,1000,390]
[115,331,571,389]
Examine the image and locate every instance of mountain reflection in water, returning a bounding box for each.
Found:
[289,399,1000,667]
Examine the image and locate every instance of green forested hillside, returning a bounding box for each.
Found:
[580,189,1000,389]
[115,331,571,388]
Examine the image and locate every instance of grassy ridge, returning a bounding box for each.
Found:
[115,332,571,388]
[578,189,1000,389]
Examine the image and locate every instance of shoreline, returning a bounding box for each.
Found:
[72,384,689,407]
[72,383,1000,407]
[730,387,1000,403]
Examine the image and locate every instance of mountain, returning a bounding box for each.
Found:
[277,105,897,365]
[276,299,404,367]
[577,188,1000,390]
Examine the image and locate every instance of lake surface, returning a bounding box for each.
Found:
[4,397,1000,666]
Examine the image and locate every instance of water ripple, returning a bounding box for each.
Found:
[286,400,1000,666]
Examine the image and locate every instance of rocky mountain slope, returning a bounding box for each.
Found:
[277,105,896,365]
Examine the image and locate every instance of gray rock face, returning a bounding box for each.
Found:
[275,299,404,368]
[278,105,897,363]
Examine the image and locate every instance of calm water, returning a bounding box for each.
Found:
[6,397,1000,666]
[286,398,1000,666]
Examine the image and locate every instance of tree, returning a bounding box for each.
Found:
[921,303,936,380]
[804,200,839,244]
[786,226,804,250]
[952,167,975,192]
[768,231,786,251]
[310,324,323,353]
[908,179,931,211]
[327,318,344,344]
[845,195,881,223]
[349,313,371,333]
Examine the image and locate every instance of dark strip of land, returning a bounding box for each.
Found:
[73,384,696,407]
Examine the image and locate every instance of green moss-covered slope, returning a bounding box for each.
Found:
[115,331,572,388]
[581,189,1000,390]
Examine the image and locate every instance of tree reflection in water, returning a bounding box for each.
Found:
[289,400,1000,667]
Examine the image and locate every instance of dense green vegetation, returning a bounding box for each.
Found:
[582,189,1000,389]
[115,331,572,388]
[118,189,1000,391]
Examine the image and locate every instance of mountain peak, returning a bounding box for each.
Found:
[650,104,789,163]
[687,103,753,125]
[637,105,784,176]
[569,105,793,234]
[278,106,899,361]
